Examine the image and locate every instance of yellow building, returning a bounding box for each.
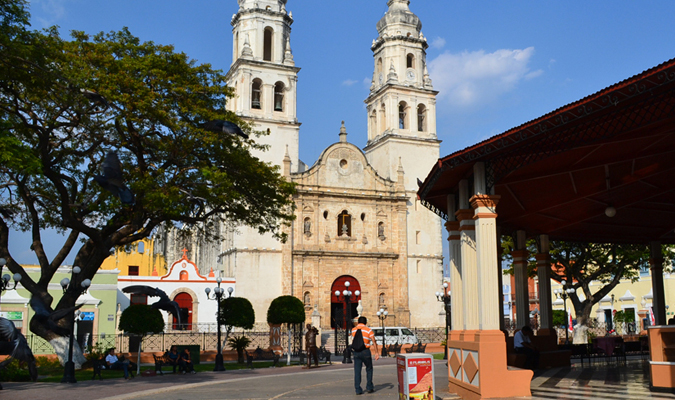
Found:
[99,238,167,277]
[551,271,675,333]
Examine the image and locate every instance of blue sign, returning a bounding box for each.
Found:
[80,312,95,321]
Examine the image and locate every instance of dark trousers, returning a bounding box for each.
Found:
[353,349,374,394]
[307,346,319,367]
[515,346,539,370]
[110,360,132,378]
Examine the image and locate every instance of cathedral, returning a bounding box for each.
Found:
[148,0,444,329]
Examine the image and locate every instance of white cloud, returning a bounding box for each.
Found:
[429,47,541,107]
[363,77,372,87]
[342,79,358,86]
[32,0,68,27]
[430,37,446,49]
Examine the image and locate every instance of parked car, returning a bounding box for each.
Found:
[371,327,419,345]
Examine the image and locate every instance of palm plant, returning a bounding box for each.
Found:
[227,335,252,364]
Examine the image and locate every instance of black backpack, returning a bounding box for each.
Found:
[351,328,367,352]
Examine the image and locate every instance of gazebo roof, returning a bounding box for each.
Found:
[418,57,675,244]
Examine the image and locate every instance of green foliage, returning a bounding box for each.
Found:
[501,235,673,327]
[267,295,305,325]
[227,335,252,364]
[118,304,164,336]
[0,0,295,342]
[35,356,61,369]
[219,296,255,330]
[552,309,567,327]
[84,340,109,363]
[613,310,635,324]
[0,358,32,382]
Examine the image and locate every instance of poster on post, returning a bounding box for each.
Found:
[396,353,435,400]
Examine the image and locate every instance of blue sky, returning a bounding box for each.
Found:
[10,0,675,265]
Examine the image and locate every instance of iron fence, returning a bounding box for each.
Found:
[413,327,445,343]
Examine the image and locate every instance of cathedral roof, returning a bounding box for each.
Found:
[376,0,422,36]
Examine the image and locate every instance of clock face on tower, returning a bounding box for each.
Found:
[406,69,416,81]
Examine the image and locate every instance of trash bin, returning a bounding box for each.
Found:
[176,345,200,365]
[396,353,435,400]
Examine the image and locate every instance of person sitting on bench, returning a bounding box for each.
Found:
[514,325,539,370]
[105,348,135,379]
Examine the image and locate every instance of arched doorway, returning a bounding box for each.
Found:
[330,275,361,329]
[173,292,193,330]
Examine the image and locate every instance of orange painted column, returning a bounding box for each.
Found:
[446,191,532,400]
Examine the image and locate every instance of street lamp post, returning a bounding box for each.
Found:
[376,308,388,357]
[60,266,92,383]
[0,258,22,306]
[554,280,575,345]
[205,277,233,372]
[435,282,451,360]
[334,280,359,364]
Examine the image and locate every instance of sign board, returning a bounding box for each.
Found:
[0,311,22,320]
[80,312,95,321]
[397,353,435,400]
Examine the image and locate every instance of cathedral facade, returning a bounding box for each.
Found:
[152,0,444,329]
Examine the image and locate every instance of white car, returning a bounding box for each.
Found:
[371,327,419,345]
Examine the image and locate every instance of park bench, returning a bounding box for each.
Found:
[153,353,178,374]
[405,343,427,353]
[386,343,402,356]
[246,347,280,369]
[92,356,135,379]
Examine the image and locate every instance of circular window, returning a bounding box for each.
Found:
[340,159,348,169]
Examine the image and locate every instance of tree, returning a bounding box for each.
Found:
[0,2,295,361]
[118,304,164,376]
[218,296,255,345]
[227,335,252,364]
[502,237,673,329]
[267,295,305,365]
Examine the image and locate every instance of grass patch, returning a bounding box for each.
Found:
[432,353,445,360]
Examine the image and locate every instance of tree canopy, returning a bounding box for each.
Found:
[118,304,164,336]
[0,1,295,343]
[267,295,305,325]
[502,237,674,326]
[218,296,255,332]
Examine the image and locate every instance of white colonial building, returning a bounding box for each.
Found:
[152,0,444,329]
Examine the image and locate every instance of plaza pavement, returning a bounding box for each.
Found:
[3,358,675,399]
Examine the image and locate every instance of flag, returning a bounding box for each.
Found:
[568,309,574,333]
[650,307,656,326]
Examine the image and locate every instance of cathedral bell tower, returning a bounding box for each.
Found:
[364,0,444,328]
[226,0,301,171]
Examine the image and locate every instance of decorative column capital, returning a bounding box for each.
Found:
[511,250,529,260]
[534,253,550,263]
[455,209,474,222]
[445,221,460,233]
[470,194,500,219]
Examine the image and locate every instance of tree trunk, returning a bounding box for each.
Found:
[137,337,142,376]
[286,326,292,366]
[48,336,87,369]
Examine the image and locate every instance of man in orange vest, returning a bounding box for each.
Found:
[351,316,380,395]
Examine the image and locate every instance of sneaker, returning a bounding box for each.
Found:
[191,371,196,374]
[367,389,375,393]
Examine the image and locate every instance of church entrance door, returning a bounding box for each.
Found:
[173,292,193,330]
[330,275,361,329]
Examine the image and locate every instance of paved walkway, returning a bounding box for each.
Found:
[3,358,675,399]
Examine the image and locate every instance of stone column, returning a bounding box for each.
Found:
[650,241,666,325]
[512,230,530,328]
[457,180,478,331]
[471,194,501,330]
[446,196,462,331]
[536,235,553,333]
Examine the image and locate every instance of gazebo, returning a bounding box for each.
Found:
[418,58,675,399]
